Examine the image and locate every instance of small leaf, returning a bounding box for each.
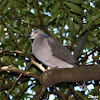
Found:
[46,0,55,7]
[60,9,65,19]
[69,14,80,23]
[52,1,61,13]
[64,2,82,15]
[68,17,77,34]
[95,19,100,25]
[3,2,11,14]
[27,0,32,3]
[67,0,82,4]
[81,20,93,33]
[47,10,60,24]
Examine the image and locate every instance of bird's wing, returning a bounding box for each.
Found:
[46,36,77,66]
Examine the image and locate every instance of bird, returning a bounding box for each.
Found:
[29,29,88,91]
[29,29,78,68]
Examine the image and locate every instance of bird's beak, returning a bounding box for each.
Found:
[28,36,32,40]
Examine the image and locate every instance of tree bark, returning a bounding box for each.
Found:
[40,65,100,86]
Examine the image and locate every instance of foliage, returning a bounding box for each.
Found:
[0,0,100,99]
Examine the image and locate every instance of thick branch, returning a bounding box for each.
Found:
[40,65,100,86]
[0,66,39,79]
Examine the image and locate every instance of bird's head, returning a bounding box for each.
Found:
[29,29,44,40]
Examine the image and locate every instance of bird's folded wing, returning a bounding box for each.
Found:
[47,37,78,66]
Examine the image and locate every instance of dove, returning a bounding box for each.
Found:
[29,29,78,68]
[30,29,87,91]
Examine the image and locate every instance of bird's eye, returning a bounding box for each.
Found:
[34,31,37,34]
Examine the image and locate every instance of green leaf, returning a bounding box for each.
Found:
[87,13,100,22]
[64,2,82,15]
[52,1,61,13]
[46,0,55,7]
[56,9,65,24]
[27,0,32,3]
[95,19,100,25]
[60,9,65,18]
[68,17,77,34]
[2,2,11,14]
[69,14,80,23]
[0,0,7,10]
[81,20,93,33]
[47,10,60,24]
[67,0,82,4]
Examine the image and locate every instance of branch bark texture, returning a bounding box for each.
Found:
[40,65,100,86]
[0,66,39,80]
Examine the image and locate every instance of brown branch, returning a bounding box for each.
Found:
[34,85,43,98]
[35,0,51,36]
[7,15,39,28]
[0,78,29,92]
[0,61,5,67]
[0,82,14,92]
[33,86,47,100]
[7,14,51,36]
[1,14,22,50]
[44,87,53,99]
[0,66,39,79]
[40,65,100,86]
[79,46,100,64]
[65,88,72,100]
[53,85,66,100]
[0,50,46,72]
[6,73,23,100]
[69,84,83,100]
[36,0,44,26]
[14,83,34,99]
[20,29,31,45]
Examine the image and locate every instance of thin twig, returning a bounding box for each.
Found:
[0,78,29,92]
[7,15,39,28]
[69,84,83,100]
[65,88,72,100]
[1,14,22,50]
[33,86,47,100]
[14,83,34,99]
[34,85,43,98]
[35,0,51,36]
[6,73,23,100]
[53,85,66,100]
[79,46,100,64]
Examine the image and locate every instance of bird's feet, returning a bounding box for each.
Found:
[52,66,59,69]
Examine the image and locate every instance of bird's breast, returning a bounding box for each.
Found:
[32,39,52,64]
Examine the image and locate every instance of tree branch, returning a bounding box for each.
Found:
[0,50,46,72]
[79,46,100,64]
[7,14,51,36]
[0,66,39,79]
[69,84,83,100]
[0,78,29,92]
[35,0,51,36]
[1,14,22,50]
[33,86,47,100]
[53,85,66,100]
[7,73,23,100]
[40,65,100,86]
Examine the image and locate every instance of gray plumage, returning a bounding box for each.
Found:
[30,29,78,68]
